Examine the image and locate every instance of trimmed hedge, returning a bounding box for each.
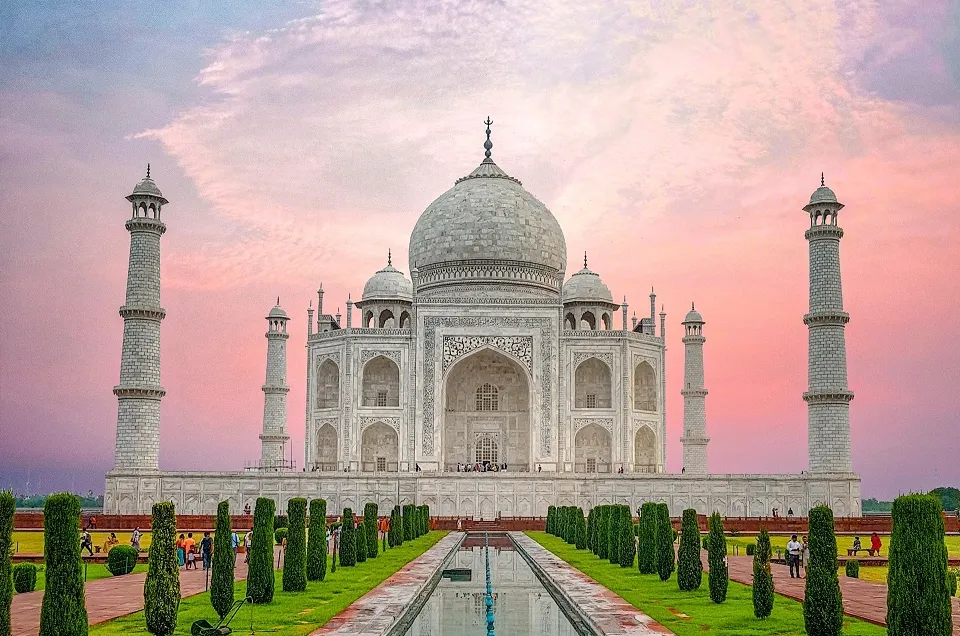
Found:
[144,502,180,636]
[845,559,859,578]
[340,508,357,567]
[38,493,87,636]
[677,508,702,590]
[596,506,609,559]
[947,568,957,597]
[274,527,288,545]
[752,528,773,619]
[746,543,756,556]
[13,563,37,593]
[608,505,621,565]
[211,500,235,618]
[547,506,556,535]
[618,506,635,568]
[388,506,402,548]
[575,507,587,550]
[707,512,728,603]
[402,505,414,542]
[803,506,842,635]
[655,503,674,582]
[107,545,138,576]
[355,509,367,563]
[307,499,327,581]
[364,503,379,560]
[638,502,657,574]
[282,498,307,592]
[246,497,276,604]
[0,490,13,635]
[887,494,952,635]
[585,508,595,552]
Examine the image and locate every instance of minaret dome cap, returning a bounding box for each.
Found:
[683,302,704,323]
[126,164,168,204]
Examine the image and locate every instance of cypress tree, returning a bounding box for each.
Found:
[423,505,431,534]
[38,493,87,636]
[547,506,555,535]
[585,508,595,552]
[340,508,357,566]
[556,507,566,542]
[803,506,843,635]
[355,509,367,563]
[307,499,327,582]
[575,507,587,550]
[655,503,674,582]
[0,491,14,636]
[282,498,307,592]
[619,506,636,568]
[144,501,180,636]
[886,494,952,636]
[389,506,402,547]
[246,497,276,604]
[565,507,576,545]
[707,512,728,603]
[608,505,621,564]
[596,506,609,559]
[638,502,658,574]
[402,505,414,542]
[752,528,774,619]
[677,508,702,590]
[211,501,235,618]
[364,503,379,559]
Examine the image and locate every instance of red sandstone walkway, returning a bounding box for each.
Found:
[11,554,250,636]
[719,554,960,635]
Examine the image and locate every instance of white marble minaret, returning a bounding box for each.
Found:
[680,303,709,474]
[803,176,854,473]
[113,166,167,471]
[259,300,291,470]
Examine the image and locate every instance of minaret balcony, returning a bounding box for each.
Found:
[681,335,705,345]
[802,390,855,404]
[804,226,844,240]
[803,311,849,326]
[113,384,166,399]
[124,217,166,235]
[264,331,290,340]
[261,385,290,394]
[119,306,166,321]
[680,388,708,397]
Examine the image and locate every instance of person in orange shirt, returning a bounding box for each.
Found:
[176,534,186,567]
[182,532,196,567]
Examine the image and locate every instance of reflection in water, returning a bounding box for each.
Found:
[403,538,577,635]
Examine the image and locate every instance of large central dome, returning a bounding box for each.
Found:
[408,126,567,295]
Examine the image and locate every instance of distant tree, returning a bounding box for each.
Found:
[38,493,87,636]
[861,498,893,513]
[144,502,180,636]
[282,498,307,592]
[929,487,960,513]
[655,503,674,582]
[803,506,842,635]
[307,499,327,582]
[364,503,378,560]
[752,528,773,619]
[211,501,235,618]
[887,494,952,635]
[677,508,702,590]
[638,502,658,574]
[618,506,635,568]
[246,497,276,604]
[388,506,402,547]
[0,490,15,636]
[340,508,357,567]
[707,512,728,603]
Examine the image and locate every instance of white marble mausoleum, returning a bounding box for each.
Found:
[104,124,861,518]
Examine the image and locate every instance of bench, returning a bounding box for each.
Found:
[846,548,877,556]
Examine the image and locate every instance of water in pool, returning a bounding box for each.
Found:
[402,534,578,635]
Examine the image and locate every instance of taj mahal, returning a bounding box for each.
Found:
[103,121,861,518]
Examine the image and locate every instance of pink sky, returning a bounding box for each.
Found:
[1,0,958,498]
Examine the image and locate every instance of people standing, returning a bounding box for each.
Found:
[131,526,142,552]
[232,530,240,555]
[800,535,809,573]
[200,531,213,570]
[176,533,186,567]
[244,530,253,563]
[80,527,94,556]
[870,532,881,556]
[183,532,196,562]
[786,534,802,578]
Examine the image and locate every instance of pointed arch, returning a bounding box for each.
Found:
[574,358,612,409]
[601,312,612,330]
[634,361,657,411]
[574,424,611,473]
[361,355,400,407]
[634,425,657,473]
[364,311,374,328]
[580,311,596,330]
[399,310,411,328]
[360,421,398,472]
[316,359,340,408]
[378,309,395,328]
[564,313,576,330]
[315,423,338,471]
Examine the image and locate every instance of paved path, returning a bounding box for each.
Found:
[513,533,672,635]
[310,532,464,636]
[11,554,250,636]
[720,554,960,635]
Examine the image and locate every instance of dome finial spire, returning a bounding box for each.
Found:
[584,251,588,268]
[277,296,280,305]
[821,172,825,187]
[387,248,392,266]
[146,163,151,179]
[483,116,493,159]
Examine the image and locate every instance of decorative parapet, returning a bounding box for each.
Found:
[804,226,844,240]
[124,217,166,235]
[802,390,855,404]
[119,306,166,321]
[803,311,850,326]
[113,385,166,400]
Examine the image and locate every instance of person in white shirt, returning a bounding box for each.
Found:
[786,534,803,578]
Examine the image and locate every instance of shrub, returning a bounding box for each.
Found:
[672,528,678,543]
[38,493,87,636]
[107,545,138,576]
[340,508,357,567]
[388,506,402,548]
[585,508,595,551]
[886,494,952,635]
[638,502,657,574]
[947,568,958,597]
[608,505,622,565]
[556,506,566,543]
[307,499,327,582]
[707,512,728,603]
[211,500,235,618]
[402,505,414,542]
[355,510,367,563]
[547,506,556,535]
[1,490,14,633]
[803,506,842,635]
[595,506,609,559]
[274,527,288,545]
[144,501,180,636]
[575,508,587,550]
[746,543,755,556]
[566,507,578,545]
[752,528,773,619]
[274,515,288,529]
[618,506,635,568]
[282,498,307,592]
[845,559,859,578]
[702,536,709,550]
[246,497,276,604]
[423,505,431,535]
[655,503,674,582]
[677,508,702,590]
[13,563,37,593]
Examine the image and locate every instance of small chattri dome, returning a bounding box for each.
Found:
[267,300,288,319]
[128,164,167,203]
[683,303,703,323]
[809,185,837,205]
[562,255,614,304]
[362,252,413,302]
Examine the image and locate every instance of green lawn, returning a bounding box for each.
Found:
[724,534,960,559]
[13,563,149,594]
[89,531,447,636]
[13,530,155,554]
[528,532,888,636]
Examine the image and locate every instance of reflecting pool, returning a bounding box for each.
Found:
[402,533,578,635]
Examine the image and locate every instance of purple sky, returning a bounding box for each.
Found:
[1,1,959,499]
